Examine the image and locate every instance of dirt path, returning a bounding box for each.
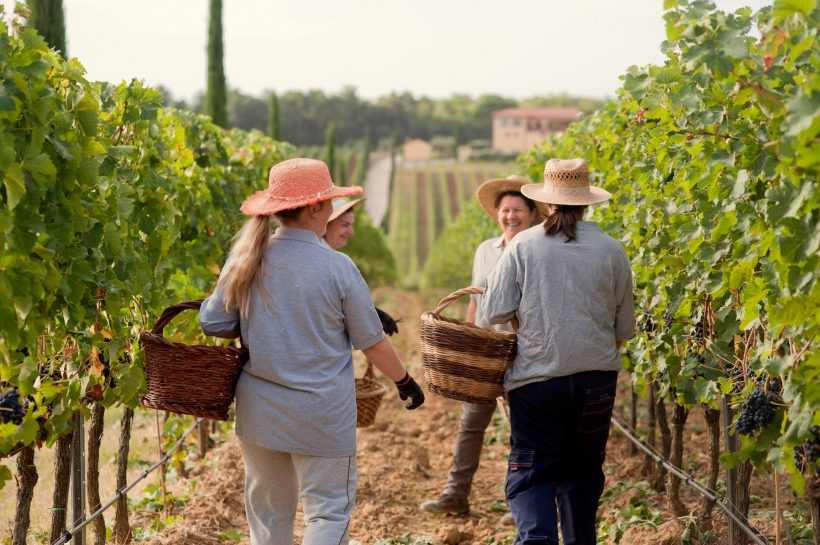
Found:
[139,289,797,545]
[363,156,392,228]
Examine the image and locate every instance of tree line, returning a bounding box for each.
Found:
[160,86,606,148]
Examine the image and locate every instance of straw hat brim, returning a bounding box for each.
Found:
[241,185,363,216]
[521,184,611,212]
[328,198,366,223]
[476,178,547,223]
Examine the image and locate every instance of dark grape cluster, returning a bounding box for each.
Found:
[735,389,776,435]
[794,426,819,474]
[687,351,706,365]
[638,313,655,333]
[0,388,25,425]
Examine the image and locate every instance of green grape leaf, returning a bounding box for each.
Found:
[3,163,26,209]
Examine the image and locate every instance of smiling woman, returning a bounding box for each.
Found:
[324,198,365,251]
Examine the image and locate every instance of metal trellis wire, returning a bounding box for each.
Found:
[50,417,203,545]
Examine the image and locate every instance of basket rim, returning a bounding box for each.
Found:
[421,311,516,341]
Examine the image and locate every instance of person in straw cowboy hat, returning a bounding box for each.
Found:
[420,175,543,525]
[199,158,424,545]
[323,197,400,335]
[482,159,634,544]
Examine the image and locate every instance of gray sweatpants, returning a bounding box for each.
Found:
[239,438,357,545]
[442,401,496,500]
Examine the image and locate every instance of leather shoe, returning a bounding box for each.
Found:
[419,495,469,515]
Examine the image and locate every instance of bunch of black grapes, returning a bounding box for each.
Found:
[638,313,655,333]
[794,426,819,474]
[735,388,777,435]
[0,388,25,425]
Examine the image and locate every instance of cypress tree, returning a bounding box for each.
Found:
[205,0,227,127]
[324,123,336,180]
[267,92,281,140]
[27,0,67,55]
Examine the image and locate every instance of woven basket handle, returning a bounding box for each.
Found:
[364,360,376,380]
[150,299,204,337]
[432,286,519,331]
[432,286,484,314]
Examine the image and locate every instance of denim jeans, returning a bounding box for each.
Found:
[505,370,618,545]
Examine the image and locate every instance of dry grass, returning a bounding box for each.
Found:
[1,407,195,544]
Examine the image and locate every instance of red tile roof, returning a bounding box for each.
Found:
[492,106,581,120]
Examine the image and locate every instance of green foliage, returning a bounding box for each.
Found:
[420,200,497,292]
[267,92,281,141]
[340,208,397,288]
[0,14,292,475]
[205,0,227,126]
[26,0,66,55]
[324,122,336,179]
[520,0,819,489]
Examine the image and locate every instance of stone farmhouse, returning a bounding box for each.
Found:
[492,106,581,153]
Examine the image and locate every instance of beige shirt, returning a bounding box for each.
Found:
[470,236,513,332]
[482,221,635,391]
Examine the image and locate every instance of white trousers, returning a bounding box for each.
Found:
[239,438,357,545]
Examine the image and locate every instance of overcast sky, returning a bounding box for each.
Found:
[2,0,772,102]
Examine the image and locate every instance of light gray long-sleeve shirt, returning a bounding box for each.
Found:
[481,221,635,391]
[199,226,384,457]
[469,235,513,332]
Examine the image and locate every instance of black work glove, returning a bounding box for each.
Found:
[376,307,400,336]
[394,371,424,410]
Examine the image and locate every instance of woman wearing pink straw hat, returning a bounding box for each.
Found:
[199,158,424,545]
[482,159,634,545]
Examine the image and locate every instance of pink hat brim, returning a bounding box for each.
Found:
[240,185,363,216]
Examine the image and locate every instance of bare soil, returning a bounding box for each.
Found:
[134,290,807,545]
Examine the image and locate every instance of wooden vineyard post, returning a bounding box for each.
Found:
[71,410,86,545]
[642,381,657,478]
[702,407,721,519]
[654,389,672,492]
[11,445,38,545]
[722,395,738,545]
[667,403,690,516]
[50,432,73,543]
[807,475,820,543]
[86,401,106,545]
[198,418,210,458]
[629,388,638,456]
[113,407,133,544]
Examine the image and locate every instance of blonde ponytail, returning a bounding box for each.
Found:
[218,215,272,318]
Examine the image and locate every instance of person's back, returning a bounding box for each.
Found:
[501,221,633,389]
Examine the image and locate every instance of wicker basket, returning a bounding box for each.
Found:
[356,361,387,428]
[421,287,517,404]
[139,300,248,421]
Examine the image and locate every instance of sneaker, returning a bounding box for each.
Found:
[419,495,470,515]
[500,511,515,526]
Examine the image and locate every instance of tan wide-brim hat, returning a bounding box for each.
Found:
[521,158,611,213]
[328,197,366,223]
[476,175,546,223]
[241,157,362,216]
